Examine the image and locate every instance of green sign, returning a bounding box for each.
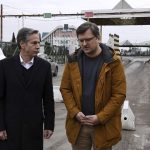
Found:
[43,13,52,18]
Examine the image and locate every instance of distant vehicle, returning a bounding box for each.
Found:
[0,48,6,60]
[37,53,58,77]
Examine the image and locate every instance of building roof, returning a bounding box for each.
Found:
[120,40,132,45]
[41,25,77,41]
[113,0,132,9]
[81,1,150,25]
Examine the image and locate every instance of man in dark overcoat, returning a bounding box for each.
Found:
[0,27,55,150]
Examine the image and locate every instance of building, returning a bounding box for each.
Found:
[41,24,78,54]
[82,0,150,25]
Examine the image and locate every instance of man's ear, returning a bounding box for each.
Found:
[20,41,25,49]
[97,37,101,44]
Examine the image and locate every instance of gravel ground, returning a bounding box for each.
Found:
[45,56,150,150]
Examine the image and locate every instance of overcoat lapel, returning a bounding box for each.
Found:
[26,57,39,88]
[13,55,26,88]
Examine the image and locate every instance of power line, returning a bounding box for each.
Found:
[3,4,37,14]
[26,16,83,22]
[2,13,84,18]
[0,3,85,41]
[2,4,84,19]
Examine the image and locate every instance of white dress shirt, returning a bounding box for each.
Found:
[19,55,34,69]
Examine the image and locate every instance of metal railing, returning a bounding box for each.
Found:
[0,42,68,63]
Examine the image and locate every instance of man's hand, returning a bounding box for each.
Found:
[0,130,7,140]
[76,112,86,123]
[43,130,53,139]
[82,115,100,126]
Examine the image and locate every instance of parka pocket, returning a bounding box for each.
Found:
[65,116,81,143]
[105,115,122,140]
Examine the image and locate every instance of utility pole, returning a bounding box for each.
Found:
[0,4,3,42]
[22,13,24,27]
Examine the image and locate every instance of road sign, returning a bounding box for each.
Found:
[84,12,93,17]
[43,13,52,18]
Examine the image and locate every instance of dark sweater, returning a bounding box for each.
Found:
[81,52,104,115]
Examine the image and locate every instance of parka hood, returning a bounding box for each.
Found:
[68,43,118,64]
[100,43,114,63]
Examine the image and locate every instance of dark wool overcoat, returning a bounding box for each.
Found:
[0,55,55,150]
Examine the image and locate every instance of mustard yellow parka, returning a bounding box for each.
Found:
[60,44,126,149]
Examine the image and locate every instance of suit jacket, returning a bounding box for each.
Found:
[0,55,55,150]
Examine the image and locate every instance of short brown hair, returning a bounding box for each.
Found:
[76,22,100,39]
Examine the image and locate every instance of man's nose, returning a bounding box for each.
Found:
[83,40,87,46]
[36,43,40,48]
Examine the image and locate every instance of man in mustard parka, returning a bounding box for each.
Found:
[60,22,126,150]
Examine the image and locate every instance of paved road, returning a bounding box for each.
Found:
[45,56,150,150]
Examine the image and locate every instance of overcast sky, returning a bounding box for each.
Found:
[1,0,150,43]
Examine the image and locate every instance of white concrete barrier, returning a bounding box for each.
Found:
[121,100,136,130]
[0,48,6,60]
[53,86,63,102]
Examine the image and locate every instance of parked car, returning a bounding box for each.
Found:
[37,53,58,76]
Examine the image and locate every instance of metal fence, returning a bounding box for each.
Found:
[0,42,68,64]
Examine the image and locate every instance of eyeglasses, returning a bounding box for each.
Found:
[78,36,95,43]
